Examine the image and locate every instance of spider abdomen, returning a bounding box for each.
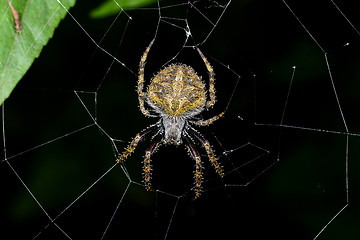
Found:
[147,64,206,117]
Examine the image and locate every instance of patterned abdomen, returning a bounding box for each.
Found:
[148,64,206,116]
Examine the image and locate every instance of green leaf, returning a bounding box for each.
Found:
[0,0,76,106]
[90,0,157,19]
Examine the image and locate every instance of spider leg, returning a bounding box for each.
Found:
[143,132,162,191]
[187,126,224,178]
[192,110,226,126]
[116,122,160,163]
[197,47,216,109]
[138,39,157,117]
[184,134,204,199]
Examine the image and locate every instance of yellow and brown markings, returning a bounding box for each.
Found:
[148,64,206,116]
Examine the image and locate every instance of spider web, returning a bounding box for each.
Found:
[1,0,360,239]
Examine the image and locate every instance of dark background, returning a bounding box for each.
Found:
[1,0,360,239]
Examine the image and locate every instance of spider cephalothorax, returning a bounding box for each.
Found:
[116,39,225,199]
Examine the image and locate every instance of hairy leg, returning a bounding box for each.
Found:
[187,126,224,178]
[197,48,216,109]
[116,123,159,163]
[184,134,204,199]
[143,132,162,191]
[193,110,225,126]
[138,39,156,117]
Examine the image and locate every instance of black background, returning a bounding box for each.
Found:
[1,0,360,239]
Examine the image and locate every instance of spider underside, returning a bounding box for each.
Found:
[116,39,225,199]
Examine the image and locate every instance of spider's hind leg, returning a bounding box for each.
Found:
[138,39,156,117]
[196,47,216,109]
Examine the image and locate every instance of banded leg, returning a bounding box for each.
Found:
[193,110,225,126]
[185,135,204,199]
[138,39,155,117]
[116,124,159,163]
[193,155,204,199]
[143,133,162,191]
[202,140,224,178]
[187,126,224,178]
[197,48,216,109]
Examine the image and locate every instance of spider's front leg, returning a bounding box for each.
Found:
[184,134,204,199]
[187,126,224,178]
[116,123,159,163]
[143,133,162,191]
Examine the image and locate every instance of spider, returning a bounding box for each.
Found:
[116,39,225,199]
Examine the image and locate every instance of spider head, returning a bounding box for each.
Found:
[161,115,185,145]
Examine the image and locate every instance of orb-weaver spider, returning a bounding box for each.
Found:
[116,39,225,199]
